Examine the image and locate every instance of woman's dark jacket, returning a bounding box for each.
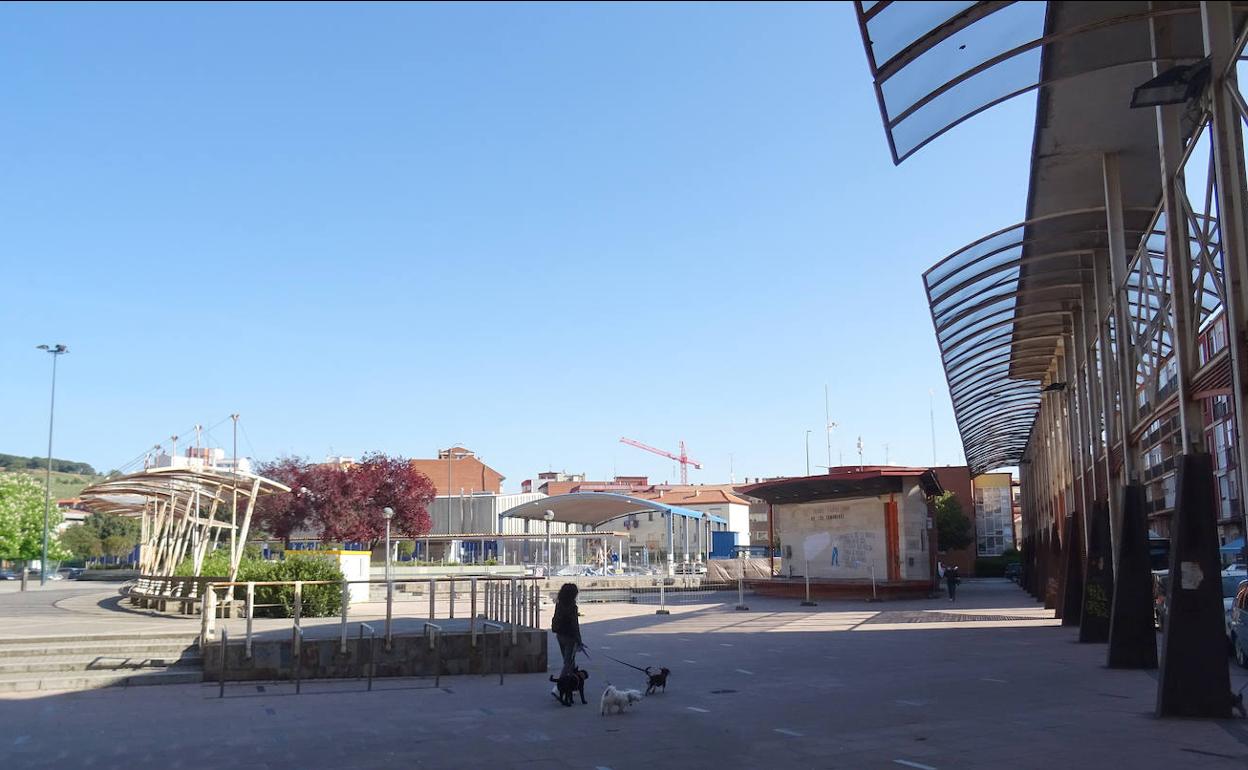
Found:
[551,602,580,640]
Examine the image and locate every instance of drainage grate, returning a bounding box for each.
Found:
[709,689,738,695]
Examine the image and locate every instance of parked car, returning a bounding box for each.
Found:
[58,567,85,580]
[0,571,19,581]
[1223,568,1247,644]
[674,562,706,575]
[1153,570,1169,630]
[1231,579,1248,668]
[554,565,599,577]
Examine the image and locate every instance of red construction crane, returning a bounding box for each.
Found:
[619,437,702,484]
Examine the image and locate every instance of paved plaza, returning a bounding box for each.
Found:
[1,579,1247,769]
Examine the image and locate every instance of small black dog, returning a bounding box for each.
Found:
[644,666,670,695]
[550,668,589,706]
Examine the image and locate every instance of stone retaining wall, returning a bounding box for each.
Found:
[203,628,546,682]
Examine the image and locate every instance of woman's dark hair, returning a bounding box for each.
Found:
[556,582,579,605]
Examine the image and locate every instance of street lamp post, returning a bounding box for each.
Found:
[383,507,395,585]
[805,430,812,476]
[543,510,554,576]
[36,344,68,586]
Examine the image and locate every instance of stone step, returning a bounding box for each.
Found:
[0,653,202,675]
[0,640,198,659]
[0,667,203,693]
[0,631,199,646]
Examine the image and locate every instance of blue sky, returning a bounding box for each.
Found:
[0,2,1035,488]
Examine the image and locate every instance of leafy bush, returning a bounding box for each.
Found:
[172,545,263,578]
[975,557,1009,577]
[247,555,343,618]
[171,548,342,617]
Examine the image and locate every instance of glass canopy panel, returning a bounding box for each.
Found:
[938,299,1016,344]
[926,226,1024,288]
[880,2,1044,115]
[892,46,1042,159]
[865,1,978,66]
[933,265,1021,317]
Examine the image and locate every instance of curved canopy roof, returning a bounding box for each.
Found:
[78,467,290,517]
[501,493,726,529]
[924,208,1154,474]
[854,1,1212,164]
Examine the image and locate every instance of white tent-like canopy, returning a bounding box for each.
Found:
[78,467,290,581]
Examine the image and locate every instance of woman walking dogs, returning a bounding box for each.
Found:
[552,583,586,676]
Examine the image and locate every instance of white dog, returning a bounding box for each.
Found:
[600,684,644,715]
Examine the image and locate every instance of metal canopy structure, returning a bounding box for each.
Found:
[856,0,1248,584]
[501,492,726,529]
[78,467,290,582]
[924,208,1158,474]
[855,1,1212,164]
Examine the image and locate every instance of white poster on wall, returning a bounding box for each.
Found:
[784,498,885,579]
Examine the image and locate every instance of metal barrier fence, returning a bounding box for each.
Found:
[202,575,541,696]
[200,575,542,652]
[570,579,743,614]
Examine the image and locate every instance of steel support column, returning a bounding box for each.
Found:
[1202,0,1248,549]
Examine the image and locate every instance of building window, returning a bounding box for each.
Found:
[974,485,1015,557]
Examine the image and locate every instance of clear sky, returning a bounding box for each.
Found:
[0,2,1036,488]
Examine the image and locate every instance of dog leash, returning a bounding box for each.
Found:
[600,653,650,673]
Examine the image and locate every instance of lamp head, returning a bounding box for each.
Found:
[383,507,394,520]
[543,509,555,522]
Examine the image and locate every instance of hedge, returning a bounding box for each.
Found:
[172,551,343,617]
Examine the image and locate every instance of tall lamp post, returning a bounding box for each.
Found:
[36,344,68,586]
[543,510,554,577]
[383,507,395,585]
[805,430,812,476]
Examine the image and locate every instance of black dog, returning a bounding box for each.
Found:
[550,668,589,706]
[644,666,670,695]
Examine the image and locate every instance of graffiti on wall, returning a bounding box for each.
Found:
[801,530,876,569]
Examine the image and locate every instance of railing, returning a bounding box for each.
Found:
[200,575,543,653]
[423,622,442,688]
[359,622,376,691]
[481,621,505,685]
[292,625,304,695]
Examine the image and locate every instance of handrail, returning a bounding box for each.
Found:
[423,622,443,688]
[481,620,505,685]
[200,575,543,589]
[218,628,228,699]
[359,622,376,691]
[291,625,304,694]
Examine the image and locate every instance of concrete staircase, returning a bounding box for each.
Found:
[0,632,202,693]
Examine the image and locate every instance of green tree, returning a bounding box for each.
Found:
[102,534,135,563]
[0,473,67,563]
[59,525,103,563]
[934,491,975,552]
[83,512,140,542]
